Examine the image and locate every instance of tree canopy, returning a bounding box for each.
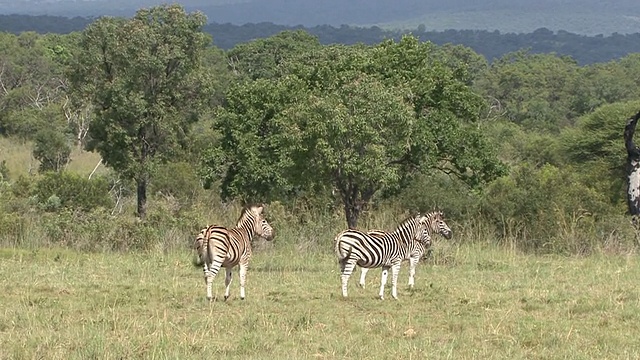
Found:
[202,35,506,228]
[68,4,215,218]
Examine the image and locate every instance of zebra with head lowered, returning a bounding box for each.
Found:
[194,204,274,301]
[359,212,451,289]
[334,211,452,300]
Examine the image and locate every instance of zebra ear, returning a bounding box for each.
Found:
[255,204,264,214]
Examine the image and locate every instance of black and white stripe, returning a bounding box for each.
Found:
[359,227,432,290]
[334,211,452,299]
[359,211,452,290]
[195,204,274,301]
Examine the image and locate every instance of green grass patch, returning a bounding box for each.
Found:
[1,244,640,359]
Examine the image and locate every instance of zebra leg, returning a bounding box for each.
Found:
[391,263,401,300]
[203,263,214,301]
[239,263,248,300]
[341,260,357,298]
[205,256,225,301]
[408,256,419,289]
[359,267,369,288]
[224,267,233,301]
[379,266,390,300]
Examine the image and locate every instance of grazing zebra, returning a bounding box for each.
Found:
[195,204,274,301]
[358,227,432,290]
[334,211,452,300]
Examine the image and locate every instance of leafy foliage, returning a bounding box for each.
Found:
[33,128,71,172]
[204,36,506,227]
[32,171,113,212]
[68,4,215,218]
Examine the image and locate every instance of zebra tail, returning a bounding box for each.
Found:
[203,227,213,267]
[334,232,352,264]
[192,226,212,267]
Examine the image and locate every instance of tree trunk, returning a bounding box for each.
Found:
[137,177,147,219]
[625,110,640,216]
[344,201,360,230]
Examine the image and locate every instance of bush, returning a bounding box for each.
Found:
[32,171,113,212]
[150,161,204,207]
[33,128,71,172]
[480,163,617,252]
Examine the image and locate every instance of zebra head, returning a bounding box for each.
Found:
[238,204,275,241]
[419,211,452,239]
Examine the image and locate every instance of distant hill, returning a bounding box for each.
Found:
[1,0,639,35]
[2,14,640,66]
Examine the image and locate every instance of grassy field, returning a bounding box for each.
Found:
[0,137,105,179]
[1,242,640,359]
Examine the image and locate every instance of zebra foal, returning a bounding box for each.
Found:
[194,204,274,301]
[334,211,452,300]
[359,227,431,290]
[359,211,452,290]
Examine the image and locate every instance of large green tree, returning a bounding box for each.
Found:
[0,32,68,138]
[202,36,506,228]
[68,4,214,218]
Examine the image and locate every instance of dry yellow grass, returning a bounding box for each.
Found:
[0,137,38,177]
[0,137,107,179]
[1,243,640,359]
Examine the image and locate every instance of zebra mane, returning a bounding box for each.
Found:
[235,203,264,228]
[386,214,422,241]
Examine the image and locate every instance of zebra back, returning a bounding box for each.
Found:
[336,214,426,265]
[368,228,431,246]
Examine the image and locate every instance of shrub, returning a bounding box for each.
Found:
[150,161,204,207]
[33,128,72,172]
[32,171,113,212]
[480,163,617,252]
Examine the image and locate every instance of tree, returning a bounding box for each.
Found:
[226,30,322,80]
[202,37,506,228]
[624,110,640,216]
[563,100,640,207]
[475,50,581,132]
[33,128,71,172]
[0,32,68,138]
[68,4,214,218]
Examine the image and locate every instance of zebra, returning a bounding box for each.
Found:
[358,227,432,290]
[334,211,452,300]
[194,204,274,301]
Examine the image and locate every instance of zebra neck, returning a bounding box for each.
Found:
[386,224,418,245]
[235,224,255,239]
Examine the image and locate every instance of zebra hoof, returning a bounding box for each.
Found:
[224,295,230,301]
[207,296,213,302]
[240,297,245,301]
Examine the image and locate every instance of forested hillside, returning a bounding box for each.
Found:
[2,0,638,35]
[2,14,640,65]
[1,4,640,256]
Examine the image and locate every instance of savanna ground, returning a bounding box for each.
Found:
[3,138,640,359]
[2,240,640,360]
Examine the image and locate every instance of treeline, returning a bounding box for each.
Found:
[2,14,640,65]
[1,5,640,255]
